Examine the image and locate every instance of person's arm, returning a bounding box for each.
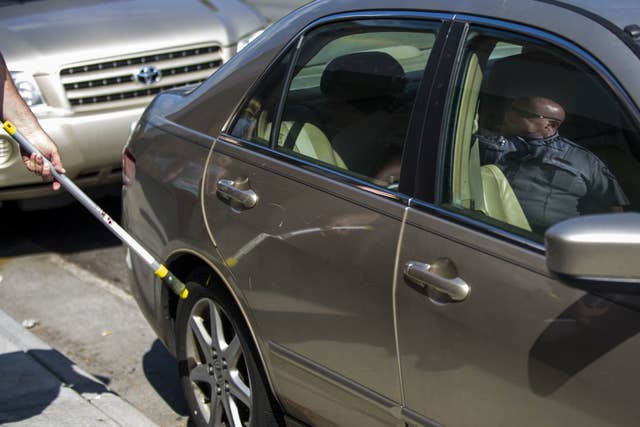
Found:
[586,154,628,214]
[0,53,64,189]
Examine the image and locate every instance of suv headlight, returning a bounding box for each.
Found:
[236,29,265,53]
[11,72,44,107]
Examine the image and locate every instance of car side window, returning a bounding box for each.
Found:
[229,50,294,145]
[440,28,640,241]
[276,19,439,191]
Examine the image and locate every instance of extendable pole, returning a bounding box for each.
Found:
[3,120,188,299]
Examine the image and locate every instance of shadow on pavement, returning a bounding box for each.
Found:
[142,339,189,416]
[0,350,57,424]
[0,348,113,424]
[0,191,122,257]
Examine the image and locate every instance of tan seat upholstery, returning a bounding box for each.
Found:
[278,121,347,169]
[453,53,530,231]
[480,164,531,231]
[451,54,483,210]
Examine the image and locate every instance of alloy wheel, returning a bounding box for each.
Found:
[185,298,252,426]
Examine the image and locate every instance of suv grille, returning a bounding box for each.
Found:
[60,45,222,112]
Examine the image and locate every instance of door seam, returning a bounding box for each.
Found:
[392,202,411,407]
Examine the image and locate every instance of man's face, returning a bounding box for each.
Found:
[502,99,565,140]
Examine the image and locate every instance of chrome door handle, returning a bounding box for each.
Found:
[404,261,470,301]
[216,178,258,209]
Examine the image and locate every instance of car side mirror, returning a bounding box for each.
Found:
[545,213,640,288]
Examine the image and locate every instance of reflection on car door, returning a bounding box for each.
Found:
[396,209,640,426]
[203,16,443,425]
[397,20,640,427]
[203,142,405,425]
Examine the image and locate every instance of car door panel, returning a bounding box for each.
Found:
[398,205,640,426]
[203,140,405,425]
[396,14,640,425]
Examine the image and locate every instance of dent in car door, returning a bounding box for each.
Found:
[203,14,444,424]
[203,141,405,426]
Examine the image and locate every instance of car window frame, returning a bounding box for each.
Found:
[220,11,455,205]
[410,17,640,254]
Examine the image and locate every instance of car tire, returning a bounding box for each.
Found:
[176,280,281,427]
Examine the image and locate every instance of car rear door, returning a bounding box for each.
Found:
[203,14,448,426]
[397,19,640,427]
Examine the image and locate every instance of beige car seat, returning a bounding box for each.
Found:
[479,164,531,230]
[452,53,531,231]
[256,112,346,169]
[279,121,347,169]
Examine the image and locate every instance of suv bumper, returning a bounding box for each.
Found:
[0,106,145,201]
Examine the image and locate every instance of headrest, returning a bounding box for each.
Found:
[320,51,405,102]
[482,50,575,103]
[481,49,620,130]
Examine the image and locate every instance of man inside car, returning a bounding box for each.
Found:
[477,96,628,233]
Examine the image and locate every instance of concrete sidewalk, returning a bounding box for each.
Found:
[0,309,157,426]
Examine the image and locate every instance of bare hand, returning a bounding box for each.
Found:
[21,134,65,190]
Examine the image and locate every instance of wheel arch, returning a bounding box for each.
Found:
[163,250,282,409]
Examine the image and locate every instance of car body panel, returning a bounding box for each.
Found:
[123,1,640,425]
[202,137,405,424]
[555,0,640,29]
[122,114,221,345]
[397,204,640,426]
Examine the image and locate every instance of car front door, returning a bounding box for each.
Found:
[397,21,640,427]
[203,15,446,426]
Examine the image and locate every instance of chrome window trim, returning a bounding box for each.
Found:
[408,198,546,255]
[301,10,454,27]
[220,10,640,256]
[430,15,640,254]
[218,134,412,207]
[222,10,454,135]
[221,10,450,206]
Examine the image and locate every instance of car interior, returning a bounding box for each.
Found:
[254,25,437,190]
[482,43,640,215]
[278,50,409,179]
[450,49,532,231]
[231,27,640,232]
[448,35,640,235]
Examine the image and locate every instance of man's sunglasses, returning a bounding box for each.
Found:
[510,106,563,125]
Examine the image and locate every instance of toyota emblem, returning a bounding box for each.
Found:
[136,66,162,85]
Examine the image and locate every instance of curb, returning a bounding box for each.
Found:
[0,309,157,427]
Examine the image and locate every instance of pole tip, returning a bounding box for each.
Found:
[3,121,16,135]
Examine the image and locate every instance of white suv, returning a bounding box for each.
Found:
[0,0,265,207]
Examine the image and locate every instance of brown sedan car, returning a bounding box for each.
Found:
[123,0,640,426]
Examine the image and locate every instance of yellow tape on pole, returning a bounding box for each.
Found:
[154,265,169,279]
[3,121,16,135]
